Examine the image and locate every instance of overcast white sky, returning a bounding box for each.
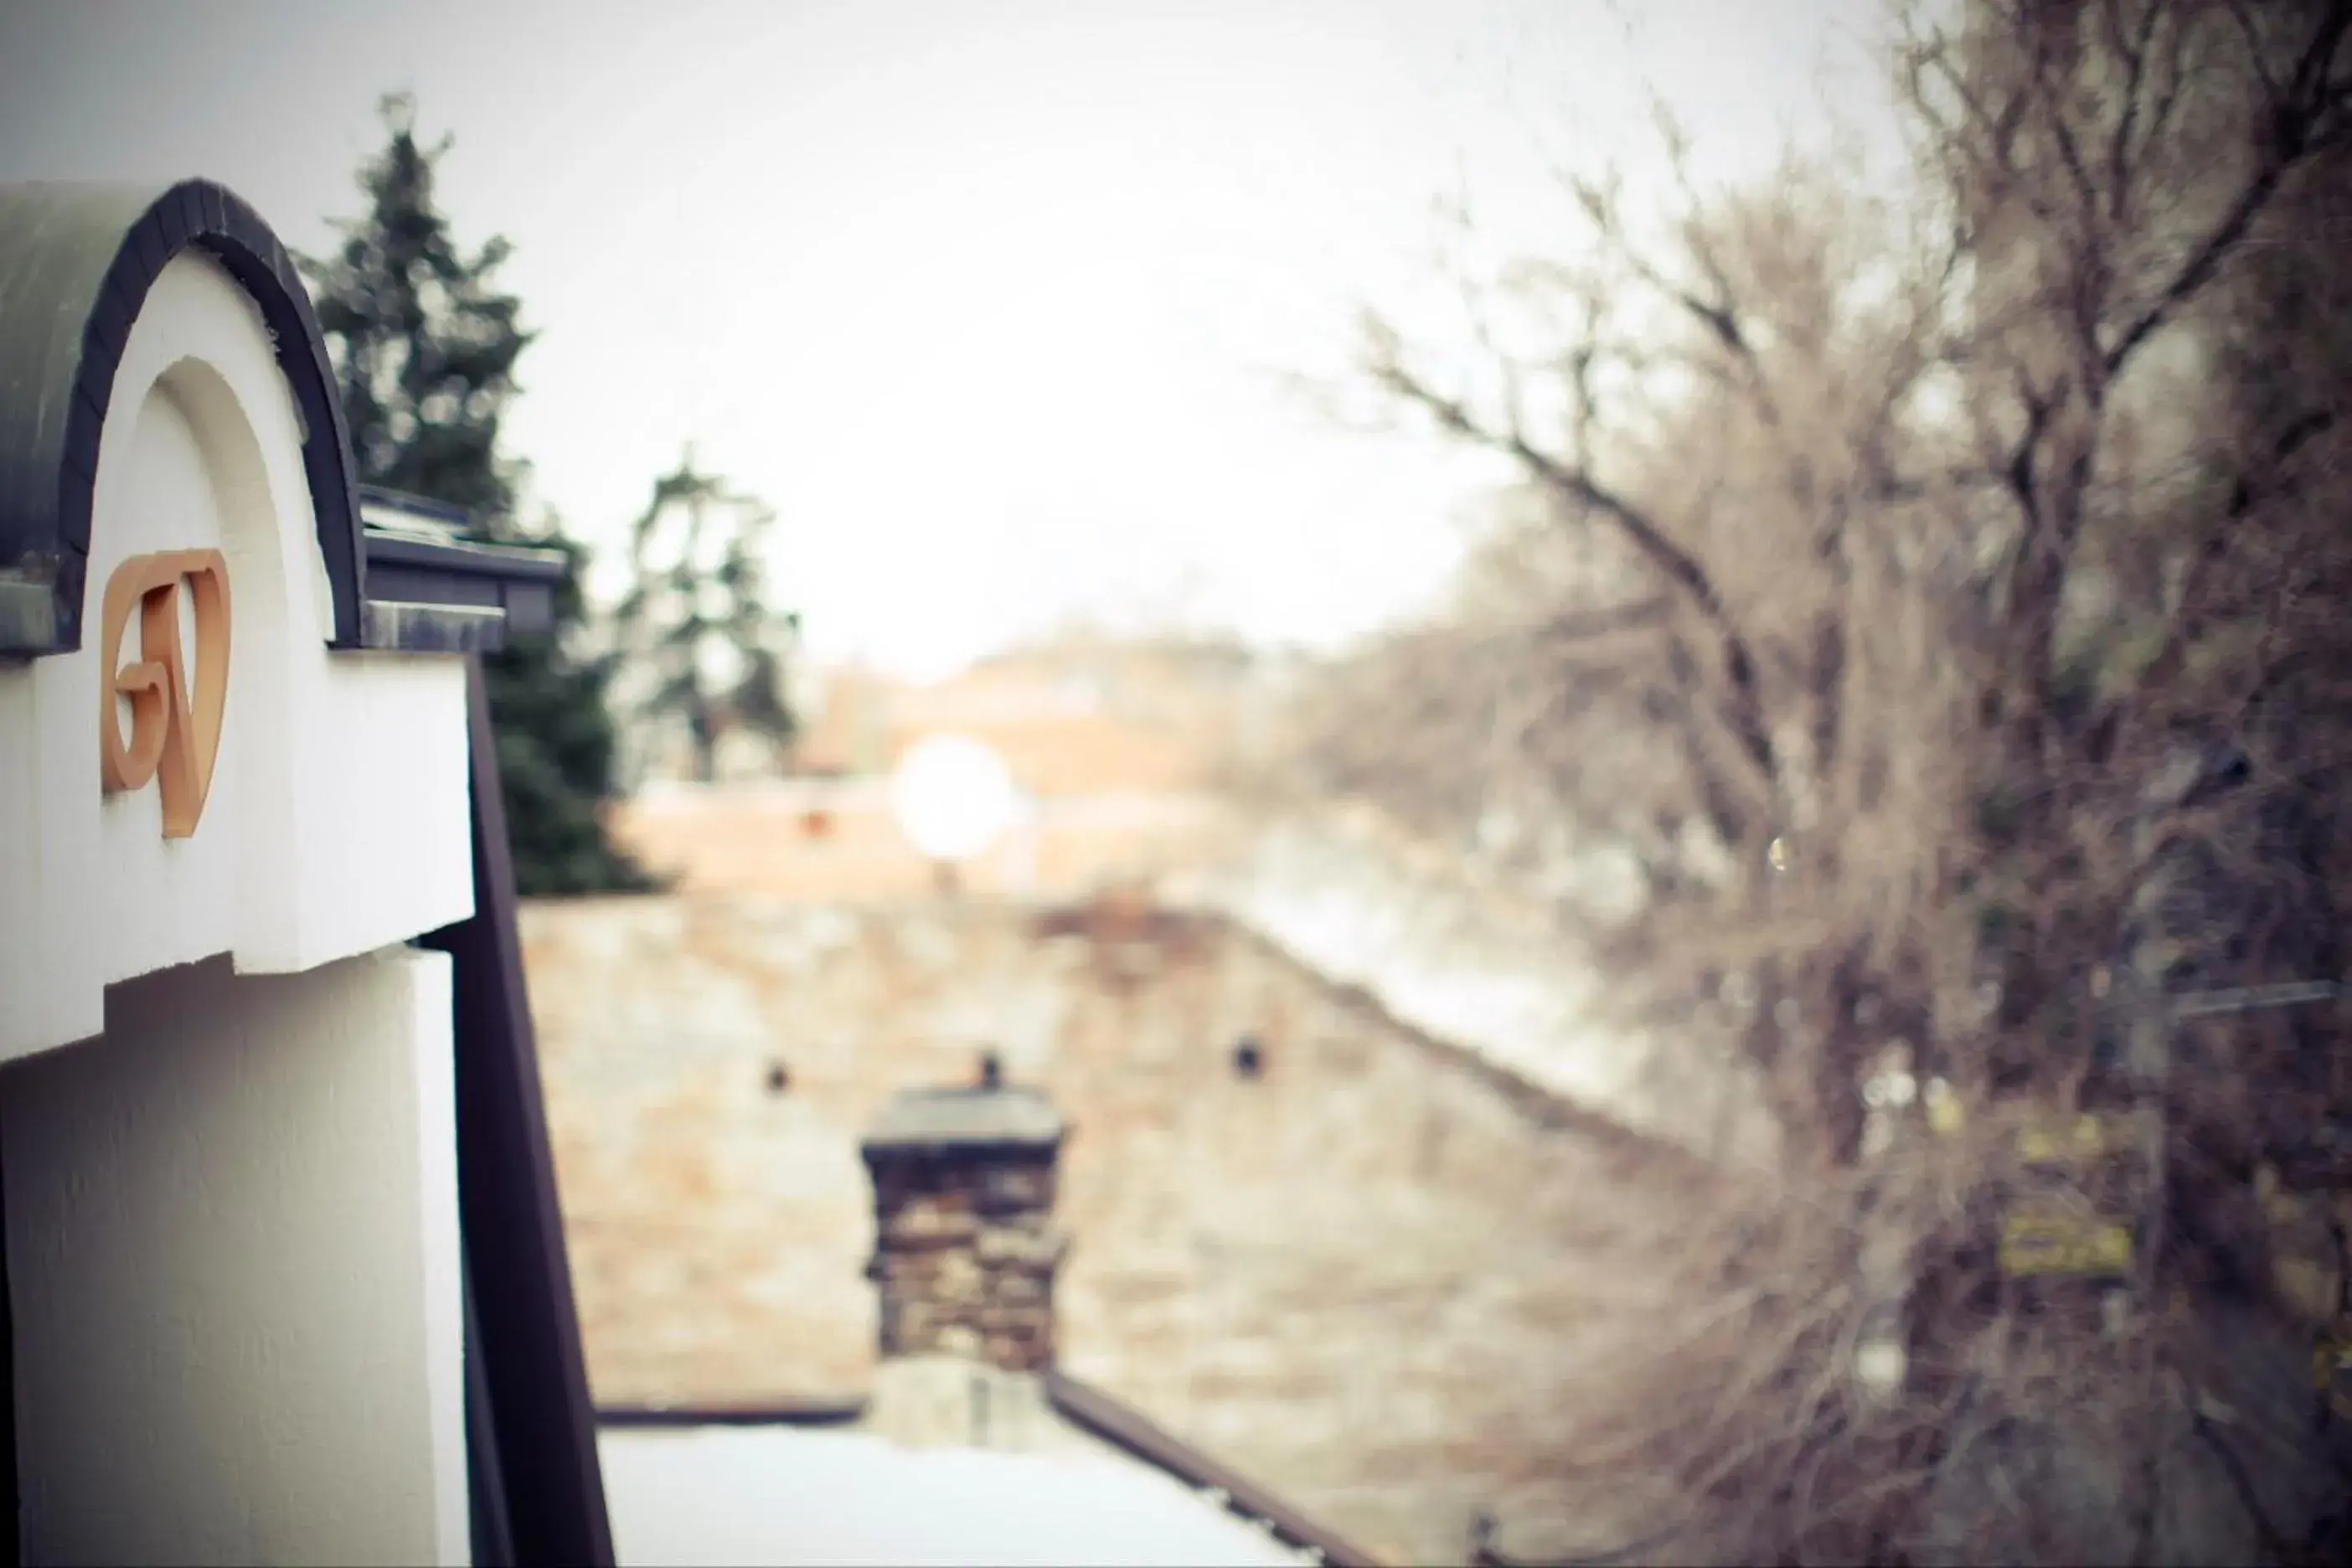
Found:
[0,0,1893,678]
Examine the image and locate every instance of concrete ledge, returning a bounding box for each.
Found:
[359,600,509,654]
[1044,1369,1384,1568]
[862,1085,1065,1154]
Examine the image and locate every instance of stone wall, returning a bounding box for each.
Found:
[524,893,1700,1565]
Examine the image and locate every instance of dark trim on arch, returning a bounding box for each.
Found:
[0,178,367,656]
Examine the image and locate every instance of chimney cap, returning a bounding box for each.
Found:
[860,1084,1065,1158]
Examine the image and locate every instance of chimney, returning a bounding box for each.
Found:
[860,1083,1070,1374]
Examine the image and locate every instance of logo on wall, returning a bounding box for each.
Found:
[99,550,232,839]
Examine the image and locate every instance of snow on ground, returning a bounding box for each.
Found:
[599,1425,1313,1568]
[1168,811,1775,1164]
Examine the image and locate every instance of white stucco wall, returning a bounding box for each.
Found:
[0,945,468,1568]
[0,249,474,1065]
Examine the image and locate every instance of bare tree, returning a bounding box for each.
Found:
[1286,1,2352,1560]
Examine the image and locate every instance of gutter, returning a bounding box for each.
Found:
[358,488,565,655]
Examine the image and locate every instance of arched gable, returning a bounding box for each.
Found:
[0,178,367,655]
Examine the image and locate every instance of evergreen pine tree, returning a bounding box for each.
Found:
[301,93,654,895]
[611,450,800,784]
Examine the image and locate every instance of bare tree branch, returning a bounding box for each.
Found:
[2102,0,2166,219]
[2102,0,2352,379]
[1365,343,1780,783]
[2129,405,2339,701]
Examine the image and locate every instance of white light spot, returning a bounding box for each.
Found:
[890,732,1016,864]
[1855,1338,1906,1397]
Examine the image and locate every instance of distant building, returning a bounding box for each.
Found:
[592,1080,1372,1568]
[614,632,1275,900]
[793,631,1264,796]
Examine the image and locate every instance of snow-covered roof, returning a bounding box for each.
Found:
[1164,809,1777,1166]
[599,1424,1314,1568]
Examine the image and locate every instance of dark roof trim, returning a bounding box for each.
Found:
[365,530,558,582]
[358,496,565,654]
[424,662,617,1568]
[0,178,368,656]
[594,1397,870,1429]
[359,484,472,533]
[1044,1369,1384,1568]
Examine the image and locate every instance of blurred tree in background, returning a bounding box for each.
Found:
[611,450,800,785]
[301,93,655,895]
[1296,0,2352,1558]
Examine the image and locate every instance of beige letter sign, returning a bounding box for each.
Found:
[99,549,232,838]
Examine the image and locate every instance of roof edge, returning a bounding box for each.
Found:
[1044,1369,1385,1568]
[0,178,367,656]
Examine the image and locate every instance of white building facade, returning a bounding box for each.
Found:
[0,179,605,1566]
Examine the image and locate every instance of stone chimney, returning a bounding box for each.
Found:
[860,1084,1070,1374]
